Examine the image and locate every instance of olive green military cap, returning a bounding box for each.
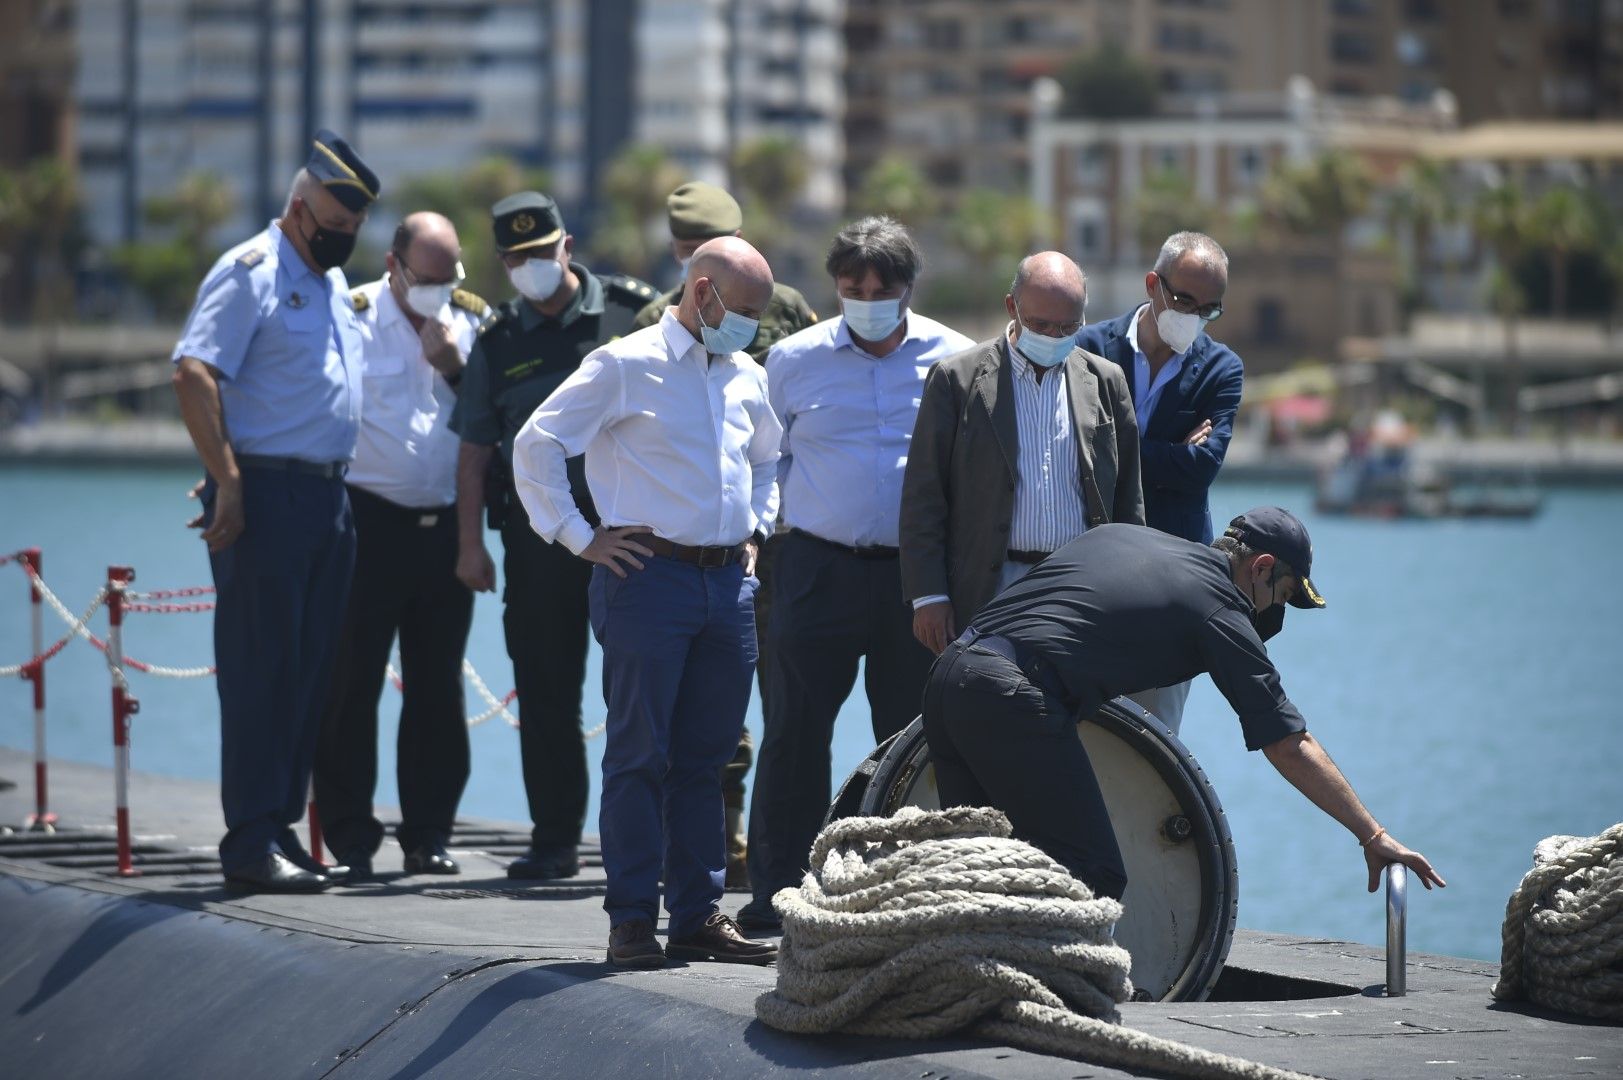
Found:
[666,182,743,240]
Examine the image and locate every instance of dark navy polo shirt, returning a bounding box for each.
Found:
[970,523,1307,751]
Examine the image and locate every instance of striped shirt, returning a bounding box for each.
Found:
[1005,329,1087,554]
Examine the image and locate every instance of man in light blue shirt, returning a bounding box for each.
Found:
[172,130,379,894]
[738,217,973,931]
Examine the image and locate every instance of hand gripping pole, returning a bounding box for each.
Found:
[107,566,140,877]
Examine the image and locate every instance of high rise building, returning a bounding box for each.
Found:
[0,0,75,167]
[71,0,844,252]
[843,0,1622,203]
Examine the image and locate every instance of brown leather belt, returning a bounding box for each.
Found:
[789,528,899,560]
[641,535,748,568]
[1006,549,1053,565]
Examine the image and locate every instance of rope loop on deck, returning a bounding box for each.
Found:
[756,806,1322,1080]
[1493,822,1623,1022]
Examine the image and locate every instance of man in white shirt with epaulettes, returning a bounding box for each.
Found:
[314,211,489,883]
[512,236,782,970]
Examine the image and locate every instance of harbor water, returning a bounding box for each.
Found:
[2,463,1619,964]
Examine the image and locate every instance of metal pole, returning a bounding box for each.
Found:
[108,566,140,877]
[21,549,54,831]
[1385,863,1407,996]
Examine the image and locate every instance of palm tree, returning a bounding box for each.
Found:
[730,135,810,262]
[852,156,935,228]
[1529,185,1596,318]
[1262,149,1374,239]
[1134,168,1218,256]
[1385,157,1457,314]
[592,145,685,281]
[1471,181,1533,429]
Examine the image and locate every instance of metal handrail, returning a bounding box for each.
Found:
[1385,863,1408,996]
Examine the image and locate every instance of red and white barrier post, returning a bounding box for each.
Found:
[307,779,325,867]
[20,548,55,831]
[107,566,140,877]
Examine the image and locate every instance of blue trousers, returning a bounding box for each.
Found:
[205,469,355,872]
[589,555,757,937]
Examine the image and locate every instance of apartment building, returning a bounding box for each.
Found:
[72,0,844,250]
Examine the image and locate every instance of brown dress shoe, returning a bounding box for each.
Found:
[607,919,667,968]
[666,911,777,965]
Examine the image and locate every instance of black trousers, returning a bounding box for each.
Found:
[501,511,593,850]
[208,469,354,872]
[747,530,934,900]
[921,635,1128,901]
[315,486,474,857]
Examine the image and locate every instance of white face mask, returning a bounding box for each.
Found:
[1154,281,1203,354]
[397,260,465,318]
[842,295,907,342]
[509,255,563,301]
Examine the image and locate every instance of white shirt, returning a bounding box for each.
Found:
[769,312,973,548]
[512,308,782,555]
[346,277,485,508]
[1126,302,1186,432]
[1004,327,1088,553]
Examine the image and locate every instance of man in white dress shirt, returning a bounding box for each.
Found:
[512,237,781,969]
[314,212,489,881]
[737,216,973,931]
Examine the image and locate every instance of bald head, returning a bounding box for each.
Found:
[682,235,775,330]
[392,211,462,280]
[1006,251,1087,337]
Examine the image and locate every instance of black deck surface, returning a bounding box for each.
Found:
[1,748,1616,1079]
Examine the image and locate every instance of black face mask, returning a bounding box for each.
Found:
[299,206,358,270]
[1251,604,1285,643]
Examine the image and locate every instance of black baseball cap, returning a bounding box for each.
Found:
[1225,507,1326,609]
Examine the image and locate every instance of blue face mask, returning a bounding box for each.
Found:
[1014,323,1073,369]
[698,283,759,356]
[842,295,906,342]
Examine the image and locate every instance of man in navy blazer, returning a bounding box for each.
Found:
[1074,231,1242,733]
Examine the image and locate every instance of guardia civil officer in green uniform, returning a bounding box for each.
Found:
[629,181,819,889]
[451,192,656,879]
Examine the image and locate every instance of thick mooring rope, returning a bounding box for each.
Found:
[755,807,1322,1080]
[1492,822,1623,1022]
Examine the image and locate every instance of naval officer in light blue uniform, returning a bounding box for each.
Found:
[171,130,381,894]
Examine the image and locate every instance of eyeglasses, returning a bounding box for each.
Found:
[396,253,465,288]
[1157,277,1223,323]
[1016,307,1085,339]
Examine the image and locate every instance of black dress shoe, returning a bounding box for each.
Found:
[224,852,329,894]
[402,841,460,876]
[735,896,783,932]
[507,845,579,880]
[667,912,777,965]
[330,851,373,883]
[282,847,351,881]
[607,919,666,968]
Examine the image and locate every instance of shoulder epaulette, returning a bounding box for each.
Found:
[605,275,658,304]
[236,248,267,269]
[349,290,370,313]
[451,288,490,316]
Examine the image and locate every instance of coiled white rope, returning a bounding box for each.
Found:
[756,806,1321,1080]
[1492,822,1623,1022]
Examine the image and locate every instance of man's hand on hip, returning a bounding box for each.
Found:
[582,526,655,579]
[913,601,956,655]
